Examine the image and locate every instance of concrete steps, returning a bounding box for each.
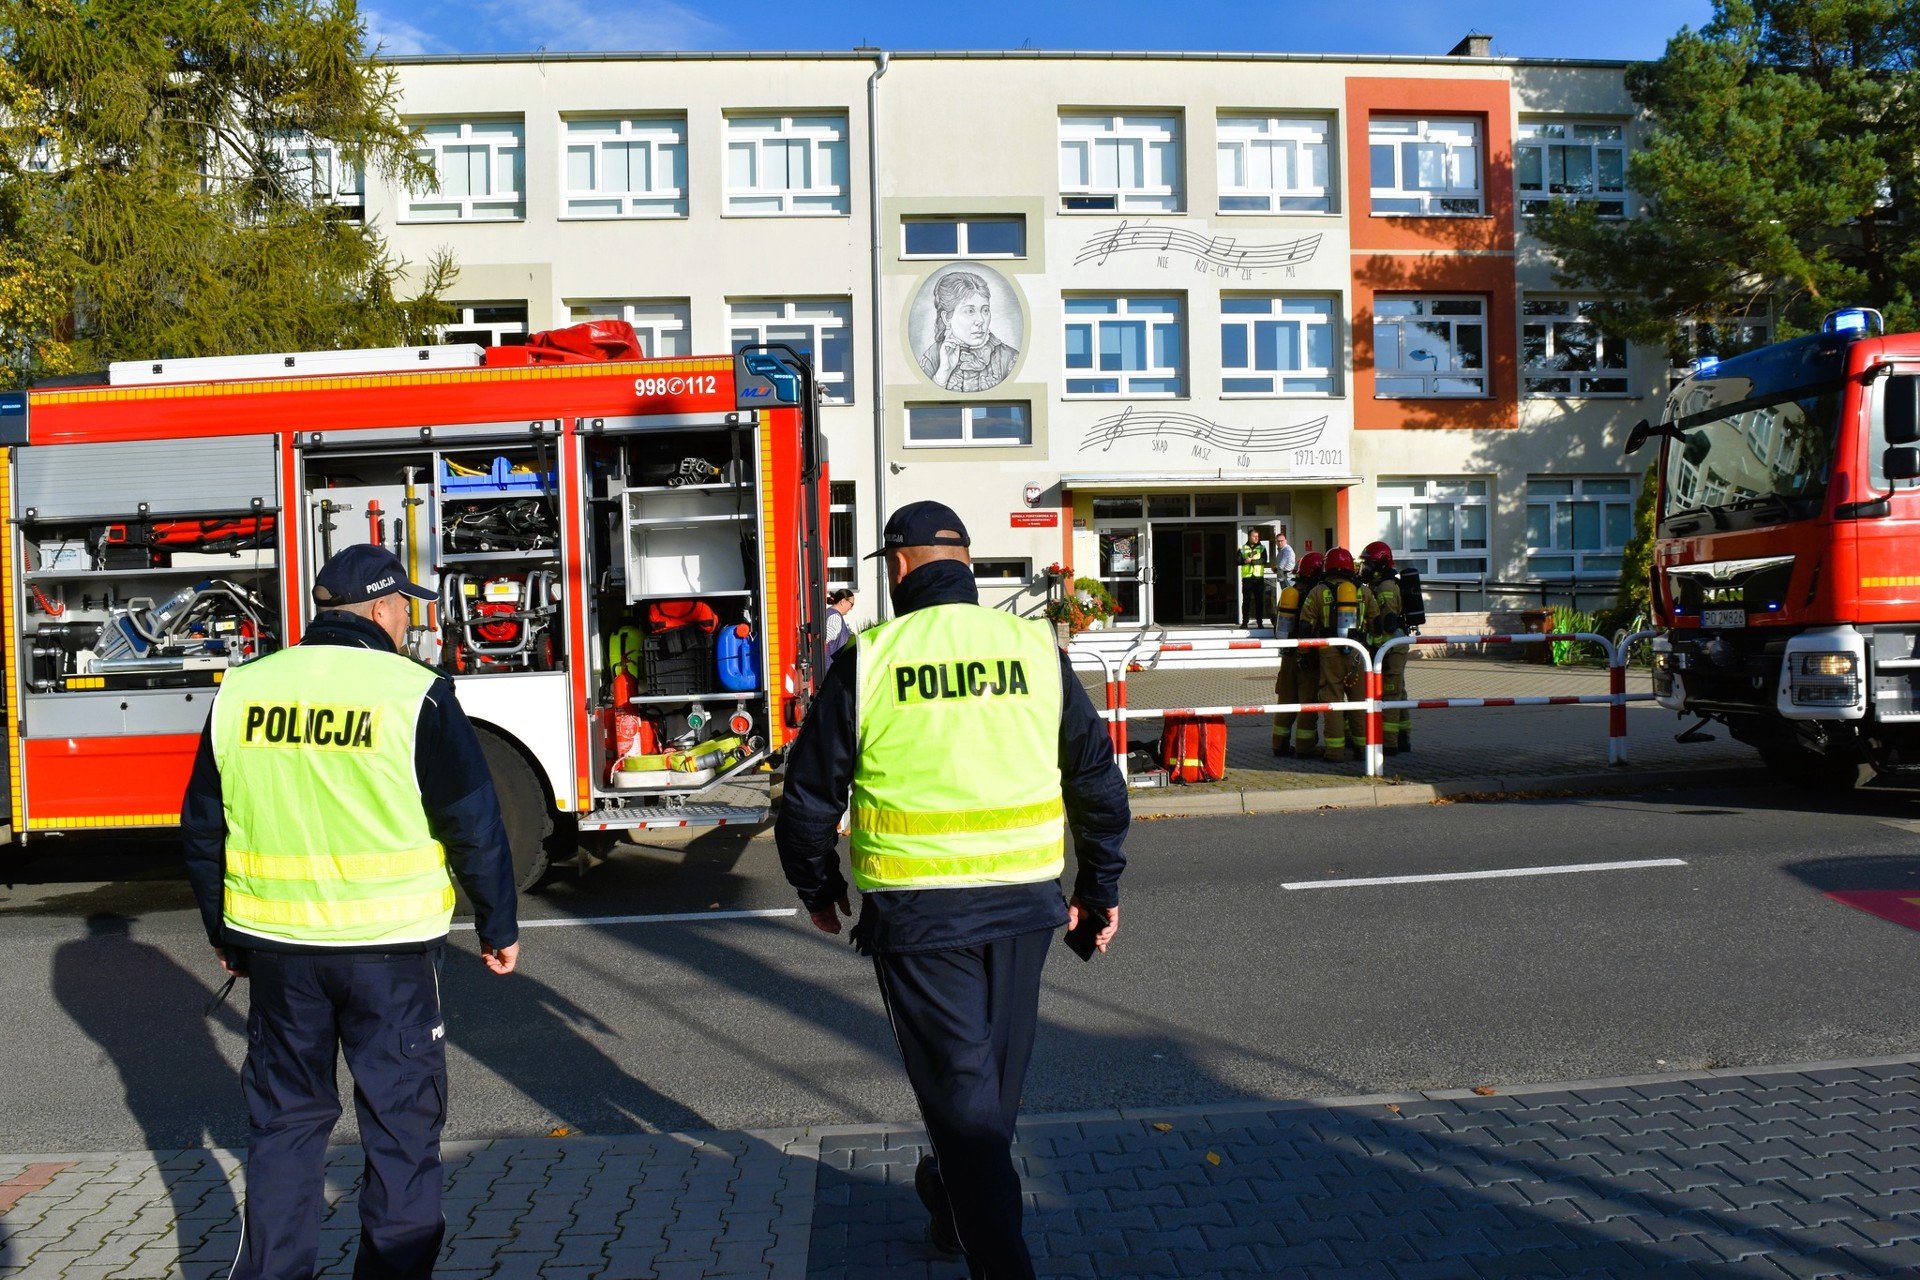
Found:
[1067,626,1278,671]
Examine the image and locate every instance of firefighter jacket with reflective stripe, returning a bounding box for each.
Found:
[1300,574,1379,642]
[851,604,1066,891]
[1238,542,1271,579]
[212,644,454,947]
[1369,574,1408,645]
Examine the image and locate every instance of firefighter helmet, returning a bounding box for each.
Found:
[1325,546,1355,576]
[1361,541,1395,574]
[1297,551,1325,582]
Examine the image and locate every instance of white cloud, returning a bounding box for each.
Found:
[374,0,729,55]
[362,6,450,56]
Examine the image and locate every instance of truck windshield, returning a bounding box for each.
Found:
[1661,379,1842,523]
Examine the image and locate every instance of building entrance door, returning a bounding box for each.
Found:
[1150,525,1236,624]
[1094,524,1146,625]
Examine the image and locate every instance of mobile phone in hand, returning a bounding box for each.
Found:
[1064,906,1109,961]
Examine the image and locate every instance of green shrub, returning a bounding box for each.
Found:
[1549,604,1598,665]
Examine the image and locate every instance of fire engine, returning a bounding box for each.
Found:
[0,322,829,885]
[1629,307,1920,789]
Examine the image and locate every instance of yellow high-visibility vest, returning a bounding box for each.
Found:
[212,644,453,947]
[850,605,1064,890]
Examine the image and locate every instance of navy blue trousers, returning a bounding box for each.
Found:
[874,928,1051,1280]
[231,949,447,1280]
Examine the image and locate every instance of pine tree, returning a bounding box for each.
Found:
[0,0,454,386]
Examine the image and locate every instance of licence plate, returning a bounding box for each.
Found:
[1702,608,1747,629]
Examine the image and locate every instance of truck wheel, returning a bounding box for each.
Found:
[1758,743,1864,793]
[475,727,554,891]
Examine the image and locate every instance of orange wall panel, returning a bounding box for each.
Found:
[24,734,199,824]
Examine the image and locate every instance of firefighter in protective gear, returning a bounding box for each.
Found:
[1237,528,1272,630]
[1362,540,1412,754]
[1297,547,1378,764]
[1272,551,1325,757]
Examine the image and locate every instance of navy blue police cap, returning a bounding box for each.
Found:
[312,545,438,606]
[864,501,972,559]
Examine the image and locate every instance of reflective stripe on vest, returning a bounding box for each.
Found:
[851,605,1064,891]
[212,644,452,947]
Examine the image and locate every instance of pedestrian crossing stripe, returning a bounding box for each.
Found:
[1862,576,1920,587]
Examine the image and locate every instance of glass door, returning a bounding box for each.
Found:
[1096,524,1146,625]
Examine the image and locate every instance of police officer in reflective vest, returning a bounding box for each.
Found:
[181,545,520,1280]
[1271,550,1324,757]
[1237,527,1272,630]
[777,501,1129,1279]
[1297,547,1379,764]
[1361,541,1413,754]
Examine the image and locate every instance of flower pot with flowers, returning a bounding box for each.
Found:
[1044,576,1120,642]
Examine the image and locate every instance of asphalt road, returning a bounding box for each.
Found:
[5,781,1920,1155]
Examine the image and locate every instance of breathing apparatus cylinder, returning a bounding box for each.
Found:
[1274,584,1300,639]
[1334,579,1359,639]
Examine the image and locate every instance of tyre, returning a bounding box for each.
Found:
[1758,742,1864,793]
[474,727,554,892]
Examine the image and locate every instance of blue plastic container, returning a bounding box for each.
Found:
[440,456,555,495]
[715,623,759,692]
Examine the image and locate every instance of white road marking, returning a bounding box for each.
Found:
[453,908,798,931]
[1282,858,1688,891]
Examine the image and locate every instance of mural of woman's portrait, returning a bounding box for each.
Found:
[910,263,1024,393]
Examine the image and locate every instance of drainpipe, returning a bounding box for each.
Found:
[864,47,890,614]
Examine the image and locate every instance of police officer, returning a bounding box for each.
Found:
[181,545,520,1280]
[1361,541,1412,754]
[776,501,1129,1279]
[1271,550,1324,758]
[1297,547,1378,764]
[1237,527,1272,630]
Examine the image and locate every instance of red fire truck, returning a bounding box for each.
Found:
[0,323,828,884]
[1630,307,1920,788]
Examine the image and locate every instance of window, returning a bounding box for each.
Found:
[1369,117,1482,215]
[1216,115,1331,213]
[1373,297,1486,396]
[1058,113,1182,212]
[728,298,852,403]
[1221,296,1336,395]
[1064,296,1184,396]
[905,402,1032,447]
[272,135,363,217]
[563,116,686,218]
[408,120,524,221]
[902,216,1026,258]
[441,302,527,347]
[1522,299,1629,396]
[972,559,1033,584]
[1376,478,1490,578]
[828,480,857,591]
[567,300,690,358]
[1526,476,1635,577]
[724,114,849,215]
[1517,121,1626,219]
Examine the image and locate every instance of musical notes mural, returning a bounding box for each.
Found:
[1079,406,1331,457]
[1075,220,1321,277]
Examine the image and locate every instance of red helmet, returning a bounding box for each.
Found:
[1325,547,1355,576]
[1297,551,1325,581]
[1361,541,1395,572]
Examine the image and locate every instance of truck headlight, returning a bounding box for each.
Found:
[1650,650,1674,698]
[1788,652,1860,705]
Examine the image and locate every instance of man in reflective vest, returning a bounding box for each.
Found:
[777,501,1129,1280]
[181,544,520,1280]
[1238,527,1272,630]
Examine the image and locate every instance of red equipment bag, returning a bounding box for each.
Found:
[1159,715,1227,784]
[484,320,645,365]
[647,600,719,634]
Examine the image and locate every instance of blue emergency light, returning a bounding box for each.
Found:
[1822,307,1883,336]
[1688,355,1721,377]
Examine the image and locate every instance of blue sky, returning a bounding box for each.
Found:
[364,0,1718,63]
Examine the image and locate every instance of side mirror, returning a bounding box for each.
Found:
[1624,419,1651,456]
[1887,446,1920,481]
[1887,374,1920,445]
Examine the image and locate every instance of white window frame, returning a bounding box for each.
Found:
[727,298,854,404]
[1375,478,1491,579]
[1517,119,1627,219]
[904,402,1034,449]
[567,299,690,359]
[828,480,857,592]
[724,114,850,216]
[1522,298,1630,397]
[1369,116,1483,216]
[440,301,528,348]
[1058,113,1183,213]
[900,216,1027,259]
[972,558,1034,585]
[1525,476,1635,578]
[1216,114,1333,214]
[561,115,687,219]
[406,119,525,222]
[1220,295,1338,396]
[1063,295,1186,398]
[271,134,364,213]
[1373,296,1488,398]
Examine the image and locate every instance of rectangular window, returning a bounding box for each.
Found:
[1517,120,1627,219]
[724,114,849,216]
[1064,296,1185,396]
[562,115,686,218]
[1376,478,1491,579]
[1372,296,1487,397]
[1525,476,1635,577]
[1221,296,1336,395]
[1369,116,1482,215]
[567,300,690,358]
[904,402,1033,447]
[1216,114,1332,213]
[972,558,1033,584]
[408,119,524,221]
[728,298,853,403]
[1522,298,1629,396]
[272,134,364,218]
[440,302,528,348]
[1058,113,1183,213]
[828,480,857,591]
[902,216,1027,258]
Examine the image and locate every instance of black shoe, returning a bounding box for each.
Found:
[1398,731,1411,753]
[1272,740,1293,757]
[1384,742,1404,756]
[915,1156,961,1255]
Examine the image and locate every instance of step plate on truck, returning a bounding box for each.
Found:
[582,802,768,831]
